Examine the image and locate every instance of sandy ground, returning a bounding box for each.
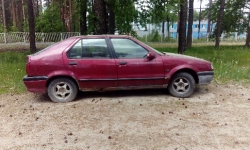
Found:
[0,83,250,150]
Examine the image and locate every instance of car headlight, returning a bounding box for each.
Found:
[211,64,213,70]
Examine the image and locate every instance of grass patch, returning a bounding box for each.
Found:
[0,51,29,94]
[155,45,250,84]
[0,44,250,94]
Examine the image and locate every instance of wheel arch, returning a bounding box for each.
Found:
[170,68,198,84]
[46,75,79,92]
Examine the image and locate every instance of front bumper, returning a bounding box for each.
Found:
[197,71,214,85]
[23,75,48,93]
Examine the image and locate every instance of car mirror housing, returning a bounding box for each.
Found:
[147,52,155,60]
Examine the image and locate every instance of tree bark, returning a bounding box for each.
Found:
[245,27,250,47]
[187,0,193,48]
[93,0,107,34]
[40,0,43,14]
[27,0,36,53]
[178,0,187,54]
[80,0,87,35]
[162,21,165,42]
[22,0,26,24]
[207,0,212,35]
[69,0,72,32]
[215,0,225,48]
[166,16,170,41]
[2,0,6,32]
[245,12,250,47]
[11,0,17,28]
[198,0,202,39]
[107,0,115,34]
[108,9,115,34]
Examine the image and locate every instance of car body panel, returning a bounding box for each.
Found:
[115,57,165,86]
[63,58,117,90]
[23,76,47,93]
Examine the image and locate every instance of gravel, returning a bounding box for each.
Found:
[0,83,250,149]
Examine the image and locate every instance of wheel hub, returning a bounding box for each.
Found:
[54,82,71,99]
[174,78,189,93]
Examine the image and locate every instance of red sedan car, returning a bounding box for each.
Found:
[23,35,214,103]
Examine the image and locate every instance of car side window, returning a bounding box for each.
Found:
[111,38,148,58]
[67,39,110,59]
[67,40,82,58]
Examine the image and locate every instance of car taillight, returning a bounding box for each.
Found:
[26,55,30,63]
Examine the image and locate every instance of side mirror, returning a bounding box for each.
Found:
[147,52,155,60]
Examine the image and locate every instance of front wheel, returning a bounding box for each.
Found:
[48,78,78,103]
[168,72,195,98]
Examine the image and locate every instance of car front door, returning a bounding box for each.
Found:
[110,38,165,87]
[65,38,117,90]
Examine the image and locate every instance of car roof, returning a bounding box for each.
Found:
[68,35,133,39]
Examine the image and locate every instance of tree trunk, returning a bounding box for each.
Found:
[107,0,115,34]
[63,0,67,29]
[93,0,107,34]
[80,0,87,35]
[187,0,193,48]
[40,0,43,14]
[166,16,170,41]
[11,0,17,28]
[27,0,36,53]
[198,0,202,39]
[69,0,72,32]
[215,0,225,48]
[108,9,115,34]
[2,0,6,32]
[178,0,187,54]
[245,13,250,47]
[22,0,26,24]
[207,0,212,36]
[245,27,250,47]
[162,21,165,42]
[36,0,39,17]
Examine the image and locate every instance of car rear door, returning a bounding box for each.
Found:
[64,38,117,90]
[110,38,165,87]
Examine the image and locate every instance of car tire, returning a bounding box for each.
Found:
[168,72,195,98]
[48,78,78,103]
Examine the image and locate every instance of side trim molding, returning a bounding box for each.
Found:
[23,75,48,81]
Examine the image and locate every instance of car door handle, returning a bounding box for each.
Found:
[119,62,127,65]
[69,62,77,65]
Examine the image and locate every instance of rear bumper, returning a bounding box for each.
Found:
[23,75,48,93]
[197,71,214,85]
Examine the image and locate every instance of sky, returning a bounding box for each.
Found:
[193,0,209,11]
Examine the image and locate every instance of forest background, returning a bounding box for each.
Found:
[1,0,250,53]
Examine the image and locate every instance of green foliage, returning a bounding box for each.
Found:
[115,0,138,34]
[150,29,161,42]
[0,52,28,94]
[135,0,179,30]
[207,0,248,36]
[0,24,4,32]
[138,29,161,42]
[35,4,66,32]
[193,10,207,21]
[138,29,176,42]
[9,26,20,32]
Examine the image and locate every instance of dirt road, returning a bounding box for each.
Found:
[0,83,250,149]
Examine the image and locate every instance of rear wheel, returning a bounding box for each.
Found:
[48,78,78,103]
[168,72,195,98]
